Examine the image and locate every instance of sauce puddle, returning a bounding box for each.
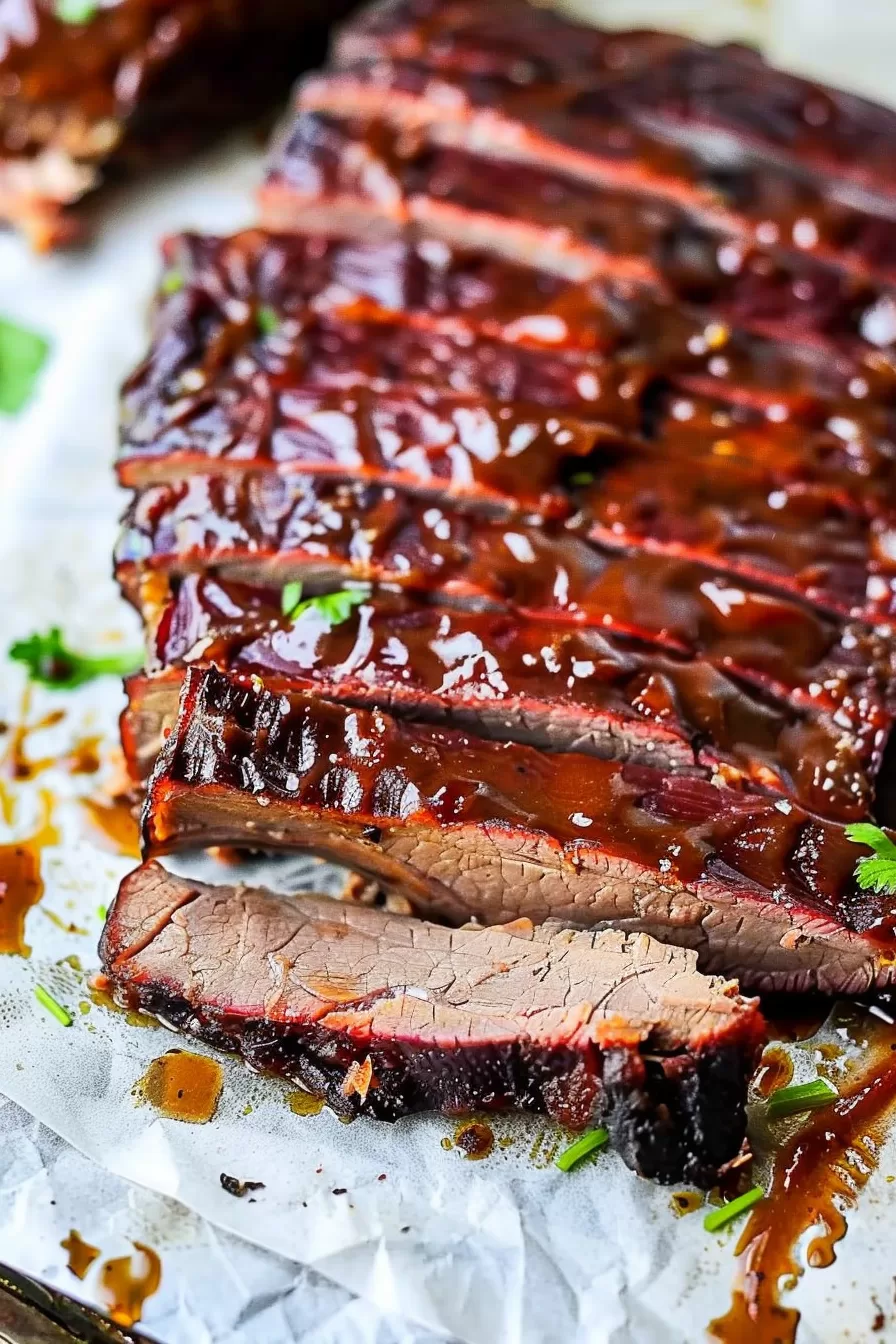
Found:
[79,796,140,858]
[99,1242,161,1327]
[135,1050,223,1123]
[753,1045,794,1099]
[0,791,60,955]
[710,1022,896,1343]
[61,1229,100,1280]
[452,1119,494,1160]
[286,1089,325,1117]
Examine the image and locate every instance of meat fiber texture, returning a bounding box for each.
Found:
[8,5,896,1341]
[100,863,765,1186]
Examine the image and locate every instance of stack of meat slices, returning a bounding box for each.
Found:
[102,0,896,1183]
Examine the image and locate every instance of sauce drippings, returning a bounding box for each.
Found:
[98,1242,161,1328]
[80,796,141,858]
[135,1050,223,1123]
[670,1191,703,1217]
[0,791,59,956]
[61,1229,100,1280]
[753,1046,794,1098]
[89,983,157,1029]
[286,1088,325,1117]
[453,1120,494,1160]
[710,1022,896,1344]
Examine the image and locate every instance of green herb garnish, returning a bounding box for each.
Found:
[569,471,595,487]
[96,904,108,922]
[846,822,896,894]
[283,587,368,628]
[257,305,280,336]
[281,581,304,618]
[555,1127,609,1172]
[9,628,142,690]
[55,0,98,22]
[703,1186,764,1233]
[160,268,184,296]
[0,318,50,415]
[34,984,72,1027]
[766,1078,837,1121]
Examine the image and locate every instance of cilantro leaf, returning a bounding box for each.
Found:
[281,581,303,618]
[55,0,98,22]
[9,628,142,690]
[846,822,896,893]
[284,587,368,628]
[0,318,50,415]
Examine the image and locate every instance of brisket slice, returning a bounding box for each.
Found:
[99,861,765,1185]
[143,667,896,996]
[118,378,599,512]
[332,0,896,212]
[0,0,346,249]
[151,231,896,438]
[113,475,896,757]
[123,576,866,820]
[298,60,896,289]
[262,109,896,361]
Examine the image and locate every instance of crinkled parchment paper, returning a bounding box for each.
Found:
[4,6,896,1341]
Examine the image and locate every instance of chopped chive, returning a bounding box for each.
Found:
[766,1077,837,1121]
[703,1185,764,1232]
[160,268,184,296]
[555,1127,609,1172]
[257,305,279,336]
[96,904,108,922]
[34,984,72,1027]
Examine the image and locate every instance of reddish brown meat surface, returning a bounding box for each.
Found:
[100,862,764,1184]
[125,576,870,819]
[141,667,896,996]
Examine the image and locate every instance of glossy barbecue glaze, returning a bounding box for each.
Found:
[122,575,875,819]
[114,475,896,751]
[143,667,896,994]
[333,4,896,231]
[117,378,600,513]
[0,1,343,246]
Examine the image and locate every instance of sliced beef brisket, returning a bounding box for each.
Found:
[123,576,868,820]
[114,476,896,764]
[0,0,349,248]
[100,862,765,1184]
[142,667,896,996]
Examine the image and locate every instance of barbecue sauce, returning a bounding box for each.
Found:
[753,1046,794,1098]
[453,1120,494,1159]
[286,1089,325,1117]
[710,1022,896,1344]
[0,791,59,956]
[98,1243,161,1328]
[61,1229,100,1280]
[80,796,141,858]
[135,1050,223,1123]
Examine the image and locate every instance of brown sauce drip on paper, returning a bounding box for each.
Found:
[60,1229,100,1280]
[0,790,59,956]
[80,795,140,858]
[99,1242,162,1328]
[135,1050,223,1123]
[753,1046,794,1098]
[710,1019,896,1344]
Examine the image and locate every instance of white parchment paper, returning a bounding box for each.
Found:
[4,5,896,1341]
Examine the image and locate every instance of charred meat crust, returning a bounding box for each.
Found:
[100,862,765,1185]
[141,668,896,996]
[123,576,879,822]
